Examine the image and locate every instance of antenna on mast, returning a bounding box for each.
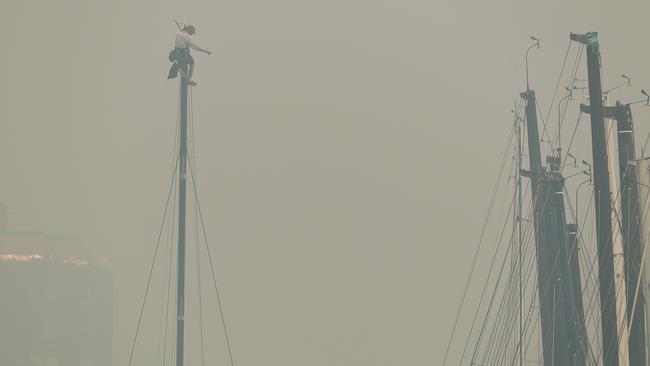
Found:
[626,89,650,106]
[604,74,632,95]
[525,36,540,91]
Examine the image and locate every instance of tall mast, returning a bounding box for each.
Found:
[520,89,556,366]
[607,103,645,365]
[570,32,629,366]
[522,88,587,366]
[581,101,646,363]
[567,222,587,350]
[546,155,586,366]
[634,159,650,362]
[520,44,548,365]
[176,68,189,366]
[515,107,523,366]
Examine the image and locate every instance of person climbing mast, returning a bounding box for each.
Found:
[168,24,212,86]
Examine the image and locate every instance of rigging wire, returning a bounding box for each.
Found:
[563,185,599,365]
[188,157,237,366]
[592,164,650,363]
[546,43,584,158]
[585,192,603,354]
[195,205,206,366]
[475,161,525,364]
[484,208,537,366]
[523,41,597,363]
[586,137,632,363]
[156,183,176,366]
[586,169,639,363]
[488,140,573,361]
[514,216,571,364]
[131,67,244,365]
[484,132,524,363]
[502,219,540,365]
[164,81,183,366]
[189,87,207,366]
[166,101,183,366]
[466,105,551,364]
[477,135,595,365]
[466,189,517,364]
[481,185,540,365]
[535,97,554,150]
[127,152,180,366]
[606,200,650,363]
[441,124,517,365]
[627,165,650,327]
[468,148,532,362]
[557,185,606,363]
[162,188,178,366]
[560,112,584,172]
[641,131,650,158]
[550,42,605,359]
[187,88,236,366]
[161,180,178,366]
[445,40,576,364]
[152,77,183,366]
[482,227,532,365]
[545,41,573,138]
[474,96,562,364]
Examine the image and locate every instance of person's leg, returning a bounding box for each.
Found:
[179,66,190,80]
[188,55,196,81]
[178,61,197,86]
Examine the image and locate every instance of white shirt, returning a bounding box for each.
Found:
[175,32,204,52]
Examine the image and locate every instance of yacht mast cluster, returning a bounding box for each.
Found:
[446,31,650,366]
[520,32,649,366]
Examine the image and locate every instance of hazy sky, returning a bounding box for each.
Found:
[2,0,650,365]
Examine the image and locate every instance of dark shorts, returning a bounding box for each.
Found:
[169,48,195,68]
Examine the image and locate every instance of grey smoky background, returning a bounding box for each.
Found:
[1,0,649,365]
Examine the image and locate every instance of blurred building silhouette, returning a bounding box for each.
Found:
[0,204,113,366]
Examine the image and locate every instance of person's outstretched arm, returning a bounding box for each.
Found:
[187,37,212,55]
